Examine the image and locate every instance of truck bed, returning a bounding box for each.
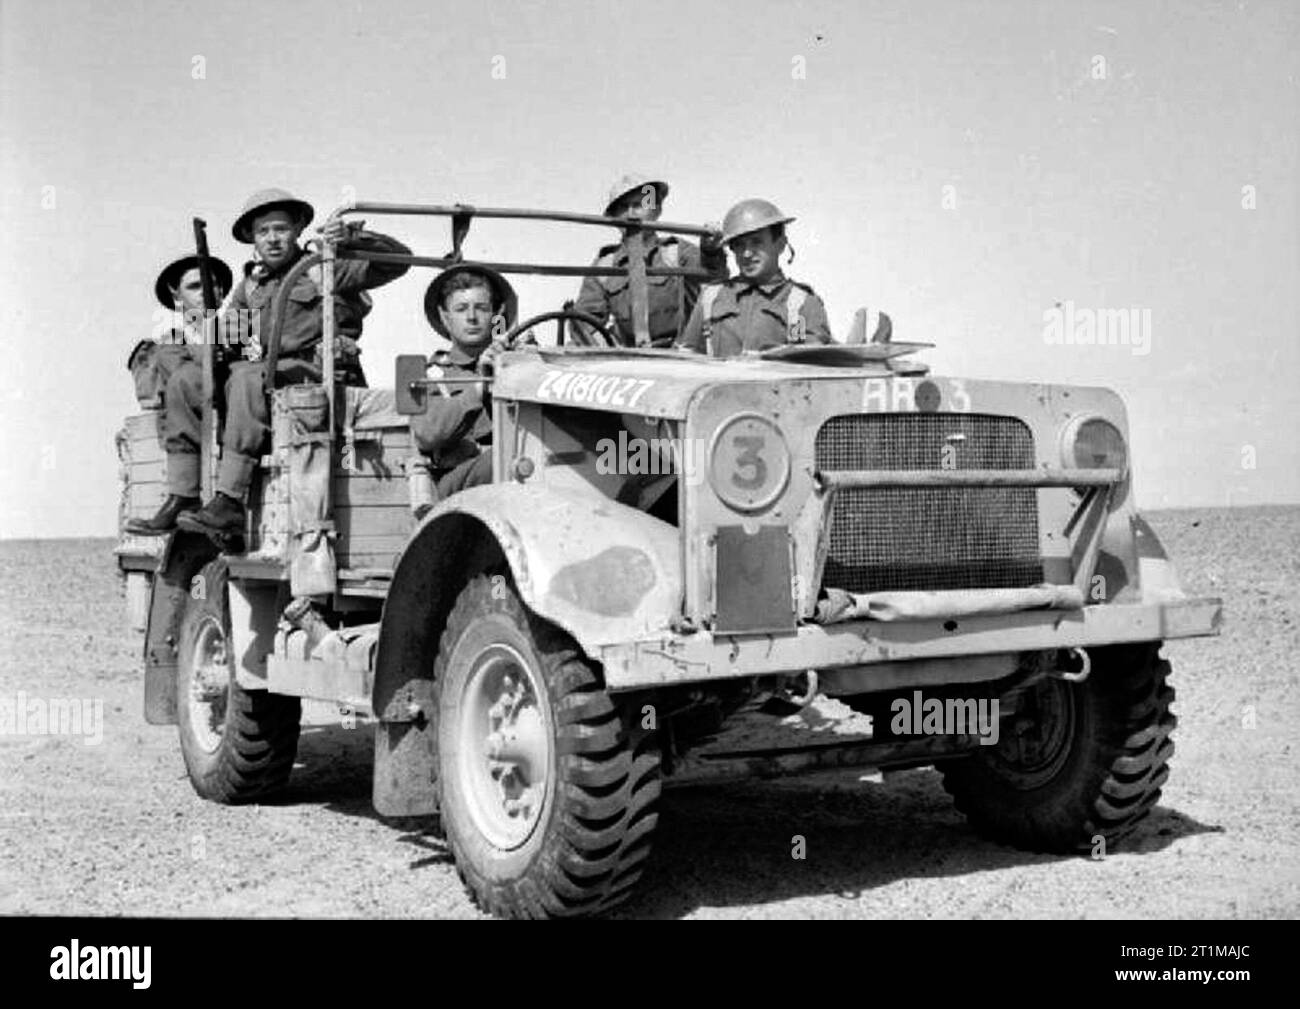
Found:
[115,388,419,593]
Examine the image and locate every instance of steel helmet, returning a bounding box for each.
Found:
[603,172,669,217]
[232,187,315,243]
[720,198,796,244]
[423,264,518,339]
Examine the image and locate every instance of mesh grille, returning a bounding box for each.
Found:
[816,414,1043,593]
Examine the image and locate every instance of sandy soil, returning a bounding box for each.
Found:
[1,506,1297,919]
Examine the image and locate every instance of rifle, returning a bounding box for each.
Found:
[192,218,219,322]
[192,217,225,499]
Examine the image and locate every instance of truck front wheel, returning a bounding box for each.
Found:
[434,573,661,918]
[939,642,1175,853]
[176,559,301,803]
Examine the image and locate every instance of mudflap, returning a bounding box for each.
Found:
[372,671,438,817]
[143,531,218,725]
[373,717,439,818]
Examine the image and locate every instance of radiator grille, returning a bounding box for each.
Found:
[816,414,1043,593]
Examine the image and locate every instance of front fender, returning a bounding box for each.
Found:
[369,483,681,817]
[371,483,681,717]
[444,483,683,648]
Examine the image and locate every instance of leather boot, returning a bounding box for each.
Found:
[177,492,247,551]
[124,495,200,535]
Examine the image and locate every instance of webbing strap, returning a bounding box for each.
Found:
[700,284,720,355]
[786,286,807,342]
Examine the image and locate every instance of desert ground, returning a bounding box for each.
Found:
[1,505,1297,919]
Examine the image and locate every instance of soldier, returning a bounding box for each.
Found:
[178,188,411,545]
[124,253,233,534]
[675,198,832,357]
[572,172,725,347]
[409,265,518,504]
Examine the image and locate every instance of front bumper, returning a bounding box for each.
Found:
[597,595,1223,690]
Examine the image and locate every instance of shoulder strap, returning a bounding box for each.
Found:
[701,283,721,320]
[786,285,808,342]
[700,284,722,355]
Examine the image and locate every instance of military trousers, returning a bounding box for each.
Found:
[217,357,323,501]
[434,450,493,499]
[157,353,202,498]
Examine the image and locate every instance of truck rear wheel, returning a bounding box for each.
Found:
[434,573,661,918]
[176,559,301,803]
[939,642,1175,853]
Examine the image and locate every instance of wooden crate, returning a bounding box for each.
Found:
[115,391,419,579]
[260,388,417,576]
[116,412,167,563]
[335,396,416,572]
[122,412,168,518]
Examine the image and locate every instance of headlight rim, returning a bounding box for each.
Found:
[1059,413,1129,475]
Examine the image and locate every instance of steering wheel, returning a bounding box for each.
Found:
[501,309,619,349]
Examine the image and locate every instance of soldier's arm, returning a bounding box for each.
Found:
[408,383,487,459]
[571,261,613,343]
[693,237,728,281]
[802,293,833,344]
[573,267,611,321]
[675,242,725,332]
[675,299,706,353]
[220,273,248,324]
[215,275,250,351]
[334,230,413,292]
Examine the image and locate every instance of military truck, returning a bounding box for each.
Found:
[116,201,1222,919]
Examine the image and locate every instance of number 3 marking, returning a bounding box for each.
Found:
[732,435,766,490]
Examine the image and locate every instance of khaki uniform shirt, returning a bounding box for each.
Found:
[127,313,201,407]
[574,235,725,346]
[408,345,493,469]
[222,229,411,361]
[676,273,832,357]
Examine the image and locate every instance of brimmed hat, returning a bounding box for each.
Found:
[603,172,669,217]
[423,265,519,339]
[232,187,315,243]
[154,254,233,308]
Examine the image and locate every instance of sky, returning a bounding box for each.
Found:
[1,0,1297,538]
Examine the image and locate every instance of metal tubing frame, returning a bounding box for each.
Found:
[815,467,1123,489]
[336,249,713,281]
[324,201,715,282]
[315,200,721,355]
[332,201,717,239]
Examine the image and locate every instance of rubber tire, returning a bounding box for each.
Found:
[939,642,1175,853]
[176,559,301,803]
[434,573,661,918]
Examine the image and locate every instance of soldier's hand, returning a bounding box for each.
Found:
[320,218,364,245]
[476,340,505,377]
[700,222,725,257]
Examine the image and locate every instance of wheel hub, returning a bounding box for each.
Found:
[987,677,1076,788]
[187,616,230,755]
[459,645,553,851]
